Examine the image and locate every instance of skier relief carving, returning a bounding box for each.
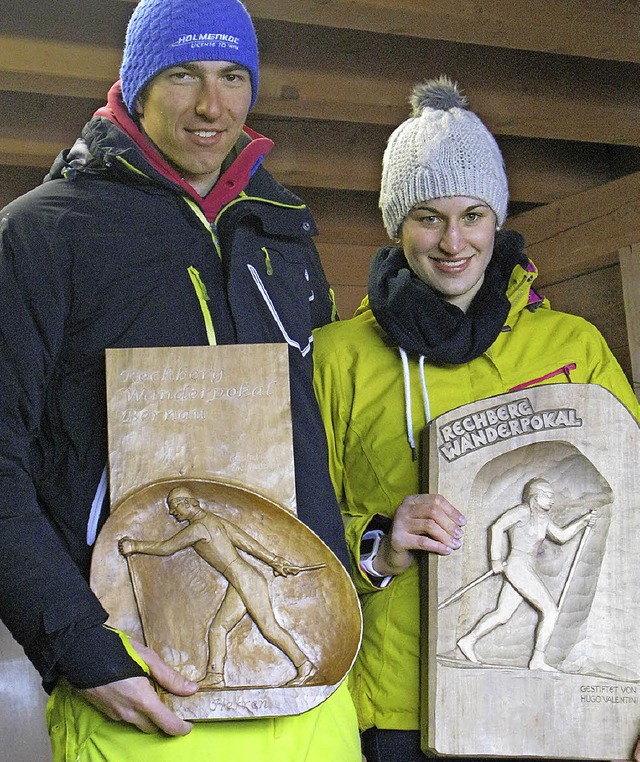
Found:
[119,486,324,689]
[449,477,609,672]
[423,386,640,758]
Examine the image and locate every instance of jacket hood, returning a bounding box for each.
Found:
[46,81,275,222]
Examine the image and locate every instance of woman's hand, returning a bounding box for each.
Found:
[373,493,466,576]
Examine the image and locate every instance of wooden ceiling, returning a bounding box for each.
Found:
[4,1,640,203]
[2,0,640,379]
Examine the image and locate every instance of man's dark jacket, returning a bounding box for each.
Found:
[0,91,348,691]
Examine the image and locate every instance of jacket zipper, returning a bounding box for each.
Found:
[247,264,312,356]
[184,194,316,355]
[509,363,577,391]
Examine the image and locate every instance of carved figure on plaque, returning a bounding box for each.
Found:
[118,486,320,688]
[425,394,640,757]
[455,477,609,671]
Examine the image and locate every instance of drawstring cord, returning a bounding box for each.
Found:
[418,355,431,424]
[399,348,431,462]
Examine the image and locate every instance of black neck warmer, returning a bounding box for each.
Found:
[368,229,529,365]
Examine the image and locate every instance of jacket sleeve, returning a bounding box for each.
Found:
[581,323,640,422]
[0,201,144,690]
[312,328,395,595]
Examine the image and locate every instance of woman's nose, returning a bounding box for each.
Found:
[439,222,466,255]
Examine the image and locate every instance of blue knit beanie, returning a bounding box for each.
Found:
[120,0,259,114]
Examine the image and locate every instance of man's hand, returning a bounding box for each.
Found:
[78,639,199,736]
[585,510,598,528]
[118,537,137,557]
[270,555,294,577]
[373,493,467,576]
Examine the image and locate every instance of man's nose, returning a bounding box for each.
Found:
[196,82,223,119]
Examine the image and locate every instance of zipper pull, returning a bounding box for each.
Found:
[261,246,273,275]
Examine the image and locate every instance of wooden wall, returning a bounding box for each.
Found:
[1,3,639,756]
[504,172,640,393]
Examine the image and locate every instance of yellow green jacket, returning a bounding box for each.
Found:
[313,256,640,732]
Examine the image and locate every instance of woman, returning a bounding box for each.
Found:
[313,76,640,762]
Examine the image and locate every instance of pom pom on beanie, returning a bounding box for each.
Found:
[120,0,259,115]
[379,75,509,238]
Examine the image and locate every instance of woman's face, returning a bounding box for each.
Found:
[399,196,497,313]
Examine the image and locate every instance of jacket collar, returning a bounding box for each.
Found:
[89,81,275,222]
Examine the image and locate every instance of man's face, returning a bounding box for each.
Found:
[399,197,497,313]
[168,493,195,521]
[533,485,555,512]
[136,60,252,196]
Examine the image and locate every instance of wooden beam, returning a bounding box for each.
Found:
[541,265,631,373]
[253,119,631,203]
[120,0,640,64]
[619,243,640,401]
[0,138,64,168]
[248,0,640,64]
[1,98,619,204]
[297,188,387,247]
[3,32,640,148]
[0,36,120,100]
[506,172,640,285]
[507,172,640,245]
[254,22,640,147]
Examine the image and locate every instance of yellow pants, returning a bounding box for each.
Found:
[47,680,360,762]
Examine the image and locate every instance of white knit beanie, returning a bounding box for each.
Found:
[379,76,509,238]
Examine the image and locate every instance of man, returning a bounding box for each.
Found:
[0,0,359,759]
[119,486,319,687]
[457,478,601,671]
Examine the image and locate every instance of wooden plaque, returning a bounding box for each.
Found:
[90,344,361,720]
[422,384,640,758]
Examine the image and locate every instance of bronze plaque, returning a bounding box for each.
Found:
[91,344,361,720]
[422,384,640,758]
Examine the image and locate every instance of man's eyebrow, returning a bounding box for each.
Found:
[172,61,249,74]
[220,63,250,73]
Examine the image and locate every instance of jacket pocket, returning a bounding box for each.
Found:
[246,261,313,356]
[509,363,577,391]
